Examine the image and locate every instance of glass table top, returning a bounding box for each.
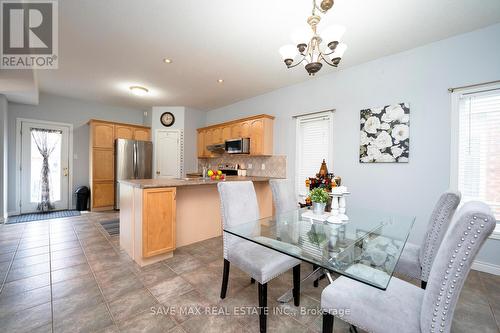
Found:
[223,208,415,290]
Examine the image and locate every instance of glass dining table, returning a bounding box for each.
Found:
[223,207,415,303]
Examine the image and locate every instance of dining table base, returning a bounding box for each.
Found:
[277,267,335,303]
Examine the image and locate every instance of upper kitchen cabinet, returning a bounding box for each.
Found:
[204,129,213,151]
[115,125,134,140]
[212,127,222,144]
[221,126,232,142]
[230,123,242,138]
[240,121,250,138]
[196,128,212,158]
[134,128,151,141]
[249,117,273,156]
[90,120,115,148]
[88,119,151,211]
[197,114,274,157]
[197,129,206,158]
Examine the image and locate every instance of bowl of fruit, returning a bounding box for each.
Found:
[206,169,225,181]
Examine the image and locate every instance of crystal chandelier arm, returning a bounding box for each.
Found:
[318,53,339,67]
[322,49,336,57]
[287,56,308,69]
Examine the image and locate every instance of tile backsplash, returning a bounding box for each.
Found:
[198,155,287,178]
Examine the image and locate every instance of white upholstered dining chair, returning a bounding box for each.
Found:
[217,181,301,333]
[269,179,298,214]
[321,201,495,333]
[395,191,461,288]
[269,178,326,288]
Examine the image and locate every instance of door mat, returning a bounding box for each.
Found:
[6,210,81,224]
[100,219,119,236]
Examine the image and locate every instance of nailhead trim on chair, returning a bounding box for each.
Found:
[429,215,489,333]
[421,192,461,282]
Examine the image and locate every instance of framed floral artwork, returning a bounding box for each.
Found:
[359,103,410,163]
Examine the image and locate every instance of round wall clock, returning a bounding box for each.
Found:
[160,112,175,127]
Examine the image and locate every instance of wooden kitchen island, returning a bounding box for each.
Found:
[118,176,275,266]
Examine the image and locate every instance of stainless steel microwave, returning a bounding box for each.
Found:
[225,138,250,154]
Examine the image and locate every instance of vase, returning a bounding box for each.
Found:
[312,202,326,215]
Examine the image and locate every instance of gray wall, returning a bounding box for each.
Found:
[0,95,7,220]
[7,93,145,212]
[149,106,205,176]
[206,24,500,266]
[150,106,185,177]
[184,108,206,173]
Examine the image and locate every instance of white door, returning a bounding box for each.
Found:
[155,130,183,178]
[20,121,70,213]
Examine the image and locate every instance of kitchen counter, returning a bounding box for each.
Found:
[119,175,275,266]
[119,176,279,189]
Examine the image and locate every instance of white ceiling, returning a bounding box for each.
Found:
[0,70,38,105]
[31,0,500,111]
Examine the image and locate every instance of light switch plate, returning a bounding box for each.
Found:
[261,163,265,170]
[248,163,253,169]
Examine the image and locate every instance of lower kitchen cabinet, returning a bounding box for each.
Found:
[92,182,115,210]
[119,184,176,266]
[142,188,176,257]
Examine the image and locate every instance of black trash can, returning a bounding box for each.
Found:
[75,186,90,211]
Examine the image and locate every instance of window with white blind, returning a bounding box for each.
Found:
[295,112,334,197]
[451,85,500,236]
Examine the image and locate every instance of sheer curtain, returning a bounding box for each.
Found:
[31,128,62,211]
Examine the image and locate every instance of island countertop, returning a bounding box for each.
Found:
[119,176,280,189]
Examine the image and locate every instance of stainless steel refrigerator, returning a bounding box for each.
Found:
[115,139,153,209]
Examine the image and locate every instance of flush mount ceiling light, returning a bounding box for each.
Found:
[279,0,347,76]
[163,58,172,64]
[129,85,149,96]
[217,79,224,83]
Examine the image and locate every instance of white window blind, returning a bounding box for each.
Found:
[457,89,500,221]
[295,112,333,196]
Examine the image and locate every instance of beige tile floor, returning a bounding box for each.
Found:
[0,211,499,333]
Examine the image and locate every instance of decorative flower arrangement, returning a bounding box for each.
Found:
[359,102,410,163]
[310,188,329,203]
[308,176,335,192]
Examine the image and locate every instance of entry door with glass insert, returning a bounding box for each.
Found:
[20,122,70,213]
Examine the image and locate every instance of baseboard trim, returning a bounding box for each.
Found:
[472,260,500,276]
[7,210,20,217]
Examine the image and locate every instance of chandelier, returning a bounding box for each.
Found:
[279,0,347,76]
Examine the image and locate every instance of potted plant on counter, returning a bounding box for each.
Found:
[310,187,329,215]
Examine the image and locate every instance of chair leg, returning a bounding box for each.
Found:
[258,282,268,333]
[251,278,255,284]
[313,264,319,287]
[421,280,427,289]
[293,264,301,306]
[322,312,334,333]
[220,259,230,299]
